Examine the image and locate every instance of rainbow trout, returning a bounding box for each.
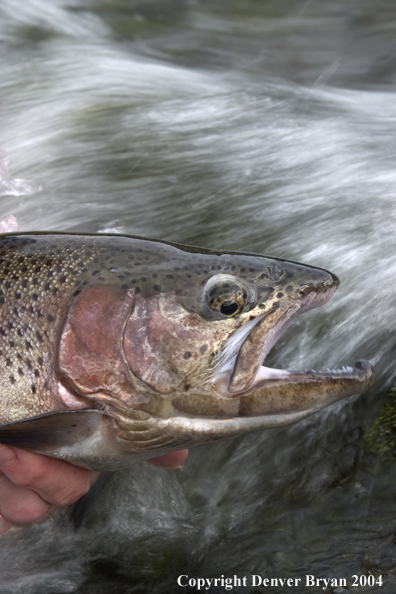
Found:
[0,232,373,470]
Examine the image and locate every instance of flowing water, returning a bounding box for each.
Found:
[1,1,396,592]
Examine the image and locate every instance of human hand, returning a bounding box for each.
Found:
[0,445,188,534]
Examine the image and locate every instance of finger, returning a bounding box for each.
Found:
[146,449,189,468]
[0,445,98,508]
[0,470,51,526]
[0,513,14,534]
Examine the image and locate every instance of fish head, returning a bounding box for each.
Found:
[119,250,372,422]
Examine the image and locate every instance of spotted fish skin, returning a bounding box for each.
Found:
[0,232,373,469]
[0,232,199,421]
[0,233,172,422]
[0,234,110,422]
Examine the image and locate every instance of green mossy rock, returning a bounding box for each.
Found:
[367,387,396,458]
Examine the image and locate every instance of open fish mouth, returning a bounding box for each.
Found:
[211,284,373,415]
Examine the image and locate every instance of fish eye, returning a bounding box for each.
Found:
[209,292,246,317]
[220,300,239,316]
[206,277,248,317]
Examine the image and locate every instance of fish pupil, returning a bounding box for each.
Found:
[220,301,239,316]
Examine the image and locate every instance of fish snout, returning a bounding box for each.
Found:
[296,268,339,311]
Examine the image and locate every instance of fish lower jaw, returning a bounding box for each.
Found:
[252,359,373,385]
[212,359,373,398]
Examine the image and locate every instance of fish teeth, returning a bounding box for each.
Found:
[318,366,355,375]
[306,366,355,376]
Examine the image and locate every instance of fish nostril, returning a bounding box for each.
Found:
[298,285,317,298]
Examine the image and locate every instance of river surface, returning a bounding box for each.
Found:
[1,1,396,593]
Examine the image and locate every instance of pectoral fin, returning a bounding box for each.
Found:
[0,410,138,470]
[0,409,105,449]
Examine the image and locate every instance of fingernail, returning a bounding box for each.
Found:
[0,514,12,535]
[0,445,16,467]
